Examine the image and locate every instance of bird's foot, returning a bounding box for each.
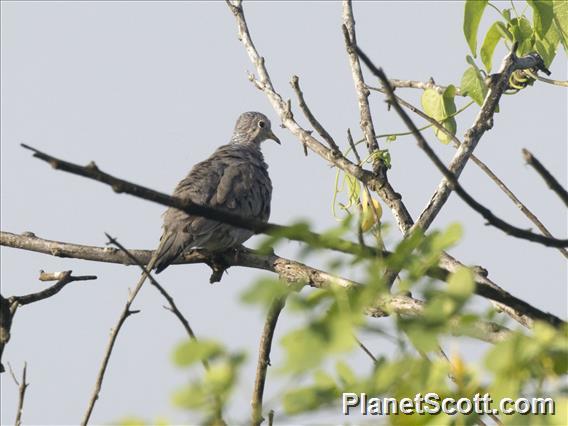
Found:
[207,253,230,284]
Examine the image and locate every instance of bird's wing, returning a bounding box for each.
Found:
[153,145,271,273]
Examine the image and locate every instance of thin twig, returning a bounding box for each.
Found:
[355,336,377,363]
[105,234,228,422]
[367,84,568,259]
[251,296,287,426]
[522,149,568,207]
[290,75,341,154]
[105,234,211,369]
[388,78,464,95]
[342,0,381,164]
[356,47,568,249]
[8,362,29,426]
[81,267,147,425]
[13,271,97,306]
[528,71,568,87]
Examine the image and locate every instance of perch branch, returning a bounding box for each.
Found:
[0,230,521,341]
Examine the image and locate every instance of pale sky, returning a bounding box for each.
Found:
[1,1,566,425]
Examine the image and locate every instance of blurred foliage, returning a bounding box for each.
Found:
[162,2,567,424]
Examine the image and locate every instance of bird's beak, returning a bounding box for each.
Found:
[267,129,281,144]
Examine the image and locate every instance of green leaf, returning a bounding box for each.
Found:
[535,16,560,66]
[172,384,207,409]
[405,324,440,352]
[420,86,457,144]
[446,267,475,301]
[240,277,293,307]
[480,21,507,71]
[336,360,356,386]
[464,0,489,56]
[509,17,535,56]
[553,0,568,53]
[172,339,224,367]
[527,0,553,39]
[461,66,487,105]
[117,418,147,426]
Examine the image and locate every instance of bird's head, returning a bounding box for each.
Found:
[231,111,281,146]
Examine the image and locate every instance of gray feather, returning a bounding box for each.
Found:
[153,111,277,273]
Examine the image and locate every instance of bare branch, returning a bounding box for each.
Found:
[355,336,378,363]
[388,78,464,95]
[408,45,554,233]
[522,148,568,207]
[251,296,286,426]
[356,47,568,249]
[367,84,568,259]
[14,271,97,306]
[81,267,146,425]
[105,234,209,369]
[290,75,341,154]
[8,362,29,426]
[105,234,224,422]
[341,0,381,162]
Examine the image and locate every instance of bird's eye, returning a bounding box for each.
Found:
[258,120,266,128]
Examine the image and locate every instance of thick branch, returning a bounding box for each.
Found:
[251,296,286,426]
[356,48,568,249]
[522,149,568,207]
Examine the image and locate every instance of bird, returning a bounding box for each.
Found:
[149,111,280,274]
